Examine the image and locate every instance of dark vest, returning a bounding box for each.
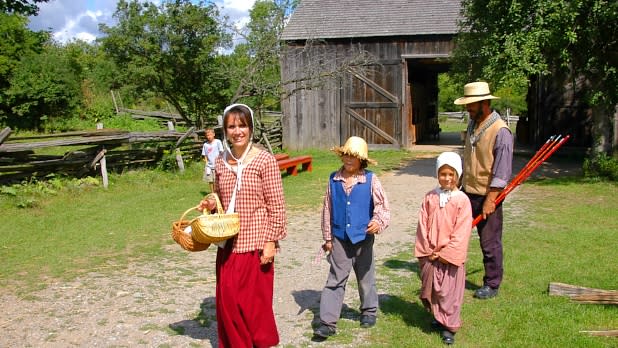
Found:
[330,171,374,244]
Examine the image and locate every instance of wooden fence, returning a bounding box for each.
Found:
[0,119,283,187]
[0,126,201,186]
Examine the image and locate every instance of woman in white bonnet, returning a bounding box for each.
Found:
[414,151,473,345]
[199,104,286,348]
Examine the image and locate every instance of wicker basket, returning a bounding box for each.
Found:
[171,219,210,252]
[190,193,240,244]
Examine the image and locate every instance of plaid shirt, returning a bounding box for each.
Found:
[321,168,391,241]
[214,148,287,253]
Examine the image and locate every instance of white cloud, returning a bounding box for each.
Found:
[28,0,255,44]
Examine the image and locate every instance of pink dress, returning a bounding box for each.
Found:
[414,188,472,332]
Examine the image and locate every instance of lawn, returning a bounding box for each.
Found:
[0,149,615,347]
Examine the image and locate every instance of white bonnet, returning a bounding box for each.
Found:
[436,152,462,178]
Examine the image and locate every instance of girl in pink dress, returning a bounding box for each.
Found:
[414,152,473,345]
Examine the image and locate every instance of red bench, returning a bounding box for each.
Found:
[278,155,313,176]
[274,153,289,161]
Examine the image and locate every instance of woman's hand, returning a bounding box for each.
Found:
[197,197,216,212]
[260,241,276,265]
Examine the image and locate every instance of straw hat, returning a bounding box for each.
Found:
[436,151,462,178]
[453,82,500,105]
[332,136,377,165]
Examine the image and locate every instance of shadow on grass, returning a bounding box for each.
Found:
[379,293,434,333]
[293,288,365,342]
[383,259,419,273]
[168,297,218,346]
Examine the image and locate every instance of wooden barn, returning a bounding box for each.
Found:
[280,0,462,150]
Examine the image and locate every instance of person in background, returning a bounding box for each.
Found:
[199,104,286,348]
[313,136,391,340]
[201,128,224,192]
[454,81,513,300]
[415,152,473,345]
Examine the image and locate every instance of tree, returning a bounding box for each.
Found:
[452,0,618,155]
[225,0,297,114]
[0,0,48,15]
[99,0,232,127]
[4,43,82,130]
[0,12,49,126]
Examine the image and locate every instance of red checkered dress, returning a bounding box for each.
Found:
[214,148,287,253]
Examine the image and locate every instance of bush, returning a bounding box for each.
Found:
[583,153,618,181]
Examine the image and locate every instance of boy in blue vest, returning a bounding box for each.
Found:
[314,136,391,339]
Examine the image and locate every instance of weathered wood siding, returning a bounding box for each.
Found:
[280,36,454,150]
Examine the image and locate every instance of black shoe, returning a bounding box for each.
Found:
[441,330,455,345]
[360,315,376,328]
[474,285,499,299]
[431,318,445,331]
[313,324,336,338]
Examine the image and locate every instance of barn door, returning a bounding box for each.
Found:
[342,63,402,148]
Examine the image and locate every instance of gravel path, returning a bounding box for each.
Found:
[0,140,580,347]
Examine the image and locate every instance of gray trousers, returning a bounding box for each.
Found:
[319,235,378,327]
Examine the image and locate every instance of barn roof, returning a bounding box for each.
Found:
[281,0,462,41]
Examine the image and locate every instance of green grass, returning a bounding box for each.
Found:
[371,178,618,348]
[1,150,616,347]
[0,149,415,292]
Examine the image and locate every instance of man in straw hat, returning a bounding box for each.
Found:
[314,136,390,339]
[454,82,513,300]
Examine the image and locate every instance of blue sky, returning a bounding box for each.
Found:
[28,0,256,44]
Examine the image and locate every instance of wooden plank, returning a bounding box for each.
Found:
[174,127,196,148]
[350,69,398,103]
[548,282,618,304]
[579,330,618,337]
[347,102,398,109]
[345,107,399,145]
[549,282,617,297]
[0,127,11,145]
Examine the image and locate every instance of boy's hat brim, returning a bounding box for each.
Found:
[331,136,377,165]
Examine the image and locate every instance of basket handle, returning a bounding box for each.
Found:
[178,193,225,221]
[204,192,225,214]
[179,206,200,221]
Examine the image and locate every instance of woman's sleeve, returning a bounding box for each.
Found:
[262,155,287,242]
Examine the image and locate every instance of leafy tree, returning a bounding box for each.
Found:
[99,0,232,127]
[452,0,618,155]
[4,43,82,130]
[226,0,298,114]
[0,0,48,15]
[0,12,48,126]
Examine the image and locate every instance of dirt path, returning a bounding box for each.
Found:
[0,140,580,347]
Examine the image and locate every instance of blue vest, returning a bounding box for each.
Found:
[330,171,374,244]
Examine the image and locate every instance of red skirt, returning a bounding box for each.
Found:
[216,243,279,348]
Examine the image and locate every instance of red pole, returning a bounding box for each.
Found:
[471,134,570,227]
[509,135,561,188]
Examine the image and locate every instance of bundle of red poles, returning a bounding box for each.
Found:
[471,134,571,227]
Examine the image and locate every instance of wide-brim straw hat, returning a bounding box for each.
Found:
[331,136,377,165]
[453,82,500,105]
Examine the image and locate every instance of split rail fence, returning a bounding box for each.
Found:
[0,125,201,187]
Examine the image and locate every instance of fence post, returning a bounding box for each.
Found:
[96,122,109,188]
[168,121,185,172]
